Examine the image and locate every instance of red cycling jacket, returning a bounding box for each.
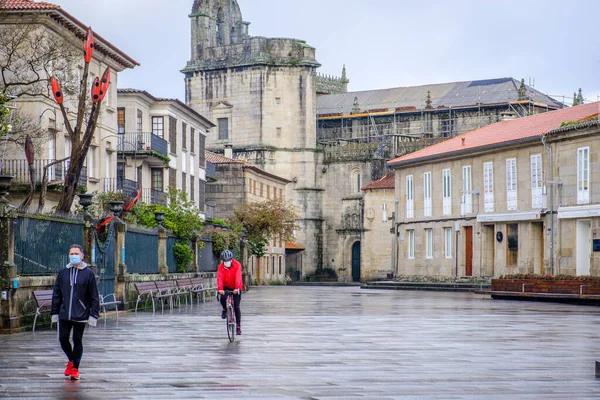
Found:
[217,259,243,291]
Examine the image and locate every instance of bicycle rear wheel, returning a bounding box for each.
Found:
[227,306,235,342]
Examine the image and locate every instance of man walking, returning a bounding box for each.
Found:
[51,244,99,380]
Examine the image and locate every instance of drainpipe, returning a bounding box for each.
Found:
[542,134,554,275]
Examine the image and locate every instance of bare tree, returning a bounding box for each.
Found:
[0,19,109,213]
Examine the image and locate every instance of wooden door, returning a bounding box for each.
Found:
[465,226,473,276]
[352,242,361,282]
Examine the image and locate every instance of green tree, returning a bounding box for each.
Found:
[231,198,298,257]
[127,188,204,272]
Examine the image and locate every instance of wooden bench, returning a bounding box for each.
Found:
[32,289,121,333]
[134,282,158,314]
[175,278,194,305]
[154,281,176,311]
[189,277,216,304]
[32,290,53,334]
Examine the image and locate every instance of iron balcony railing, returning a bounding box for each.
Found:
[1,159,87,187]
[117,132,168,158]
[101,178,164,205]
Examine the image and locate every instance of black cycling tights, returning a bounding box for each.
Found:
[220,289,241,326]
[59,319,86,369]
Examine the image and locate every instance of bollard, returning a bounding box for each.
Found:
[596,361,600,378]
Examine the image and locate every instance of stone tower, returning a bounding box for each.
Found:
[183,0,324,275]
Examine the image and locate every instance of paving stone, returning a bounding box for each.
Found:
[1,287,600,399]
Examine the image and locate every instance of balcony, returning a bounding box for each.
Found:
[117,132,168,162]
[1,159,87,187]
[102,178,164,205]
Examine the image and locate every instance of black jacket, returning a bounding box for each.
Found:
[51,262,100,322]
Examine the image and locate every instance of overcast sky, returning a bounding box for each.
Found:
[52,0,599,105]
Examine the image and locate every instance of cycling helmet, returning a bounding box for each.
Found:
[221,249,234,262]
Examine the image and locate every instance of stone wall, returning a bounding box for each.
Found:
[205,163,245,220]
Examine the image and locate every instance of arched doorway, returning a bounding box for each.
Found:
[351,241,361,282]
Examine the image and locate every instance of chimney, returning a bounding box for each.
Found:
[224,144,233,159]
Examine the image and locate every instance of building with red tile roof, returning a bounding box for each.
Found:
[0,0,139,69]
[388,102,599,167]
[387,101,600,280]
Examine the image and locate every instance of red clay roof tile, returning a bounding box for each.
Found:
[361,173,395,191]
[388,102,600,167]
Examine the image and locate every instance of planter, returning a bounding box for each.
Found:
[491,279,600,295]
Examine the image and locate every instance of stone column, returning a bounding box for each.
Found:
[190,234,199,273]
[109,201,127,307]
[0,203,18,331]
[158,227,168,275]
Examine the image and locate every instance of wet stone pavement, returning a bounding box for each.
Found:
[1,286,600,399]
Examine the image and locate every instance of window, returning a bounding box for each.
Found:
[461,166,472,215]
[260,183,264,197]
[530,154,543,208]
[273,186,277,200]
[182,172,187,194]
[279,257,282,275]
[445,227,452,259]
[276,127,282,137]
[442,168,451,215]
[407,230,415,259]
[87,147,95,178]
[267,184,271,199]
[182,123,187,149]
[190,178,195,202]
[169,168,176,189]
[136,110,143,133]
[279,188,283,199]
[577,146,590,204]
[506,158,517,210]
[169,116,177,153]
[190,128,195,153]
[425,229,433,259]
[352,169,361,193]
[152,117,164,138]
[483,162,494,212]
[198,136,206,167]
[218,118,229,140]
[406,175,414,218]
[424,172,432,217]
[275,97,281,105]
[117,108,125,134]
[151,168,163,192]
[507,224,518,266]
[117,162,125,188]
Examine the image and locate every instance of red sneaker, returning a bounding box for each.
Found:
[64,361,73,377]
[70,368,80,380]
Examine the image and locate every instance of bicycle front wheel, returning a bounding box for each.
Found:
[227,307,235,342]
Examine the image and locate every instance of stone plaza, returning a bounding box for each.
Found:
[1,286,599,399]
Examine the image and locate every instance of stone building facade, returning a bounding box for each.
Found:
[116,89,213,213]
[182,0,564,281]
[550,117,600,276]
[387,103,599,278]
[205,150,290,284]
[0,0,138,211]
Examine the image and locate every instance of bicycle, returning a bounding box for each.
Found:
[220,290,237,342]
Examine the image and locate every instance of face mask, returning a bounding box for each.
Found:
[70,255,82,265]
[224,261,232,268]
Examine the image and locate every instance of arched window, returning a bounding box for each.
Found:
[216,8,225,46]
[352,168,361,193]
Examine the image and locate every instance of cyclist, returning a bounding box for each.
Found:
[217,249,243,335]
